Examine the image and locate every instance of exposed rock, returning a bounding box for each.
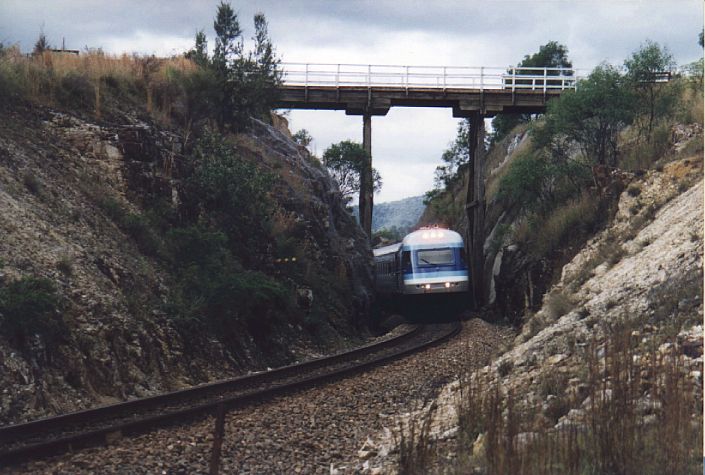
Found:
[0,102,373,424]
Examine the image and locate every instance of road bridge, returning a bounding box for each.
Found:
[274,63,584,306]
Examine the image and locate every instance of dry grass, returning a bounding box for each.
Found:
[446,322,703,474]
[515,191,601,259]
[0,46,196,119]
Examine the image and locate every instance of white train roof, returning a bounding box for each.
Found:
[373,228,464,257]
[402,227,463,248]
[373,242,401,257]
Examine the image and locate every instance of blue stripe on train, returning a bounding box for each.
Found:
[403,270,469,279]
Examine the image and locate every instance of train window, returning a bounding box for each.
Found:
[417,249,454,266]
[401,251,411,272]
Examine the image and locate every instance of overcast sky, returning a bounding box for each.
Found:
[1,1,702,202]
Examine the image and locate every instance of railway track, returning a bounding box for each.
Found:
[0,322,460,467]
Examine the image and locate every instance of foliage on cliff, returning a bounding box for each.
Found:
[422,39,703,320]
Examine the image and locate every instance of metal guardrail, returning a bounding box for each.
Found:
[281,63,587,92]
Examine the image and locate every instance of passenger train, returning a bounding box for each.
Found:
[373,227,469,296]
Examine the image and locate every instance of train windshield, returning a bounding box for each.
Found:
[416,249,454,266]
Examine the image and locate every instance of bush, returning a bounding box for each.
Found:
[0,277,64,349]
[522,192,601,258]
[97,196,162,257]
[182,128,273,264]
[55,72,95,110]
[164,225,292,340]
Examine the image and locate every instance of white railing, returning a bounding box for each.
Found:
[281,63,586,92]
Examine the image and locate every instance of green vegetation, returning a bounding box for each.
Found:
[322,140,382,204]
[426,39,696,264]
[292,129,313,147]
[490,41,573,144]
[182,127,274,264]
[0,276,64,351]
[431,120,471,190]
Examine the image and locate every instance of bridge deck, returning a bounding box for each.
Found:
[275,63,580,117]
[274,85,565,117]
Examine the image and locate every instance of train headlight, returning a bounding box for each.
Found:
[425,284,431,289]
[445,282,451,288]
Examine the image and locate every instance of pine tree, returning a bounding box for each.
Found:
[212,1,242,72]
[186,30,209,67]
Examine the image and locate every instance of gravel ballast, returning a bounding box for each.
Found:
[13,318,512,474]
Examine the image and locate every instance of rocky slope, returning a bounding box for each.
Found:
[0,101,373,424]
[358,153,703,473]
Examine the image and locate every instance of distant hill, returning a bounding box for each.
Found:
[352,195,426,235]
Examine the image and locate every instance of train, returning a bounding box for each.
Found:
[373,227,469,296]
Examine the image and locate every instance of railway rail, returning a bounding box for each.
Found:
[0,322,460,467]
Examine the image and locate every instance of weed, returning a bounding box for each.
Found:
[23,172,41,196]
[497,359,513,377]
[0,276,64,351]
[397,402,438,475]
[449,320,702,474]
[544,290,575,321]
[56,254,73,276]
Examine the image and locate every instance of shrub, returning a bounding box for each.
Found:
[56,254,74,276]
[55,72,95,110]
[0,277,64,350]
[525,192,601,258]
[182,128,273,264]
[627,185,641,197]
[97,196,162,257]
[164,225,292,340]
[544,290,576,321]
[23,172,42,196]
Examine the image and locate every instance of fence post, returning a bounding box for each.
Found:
[480,66,484,90]
[512,67,516,92]
[543,68,547,93]
[209,403,226,475]
[304,63,309,87]
[336,63,340,88]
[368,64,371,88]
[443,66,447,90]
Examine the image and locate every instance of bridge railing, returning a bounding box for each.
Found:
[280,63,586,92]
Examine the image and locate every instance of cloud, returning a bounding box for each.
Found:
[1,0,702,202]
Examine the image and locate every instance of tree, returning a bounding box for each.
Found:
[186,30,209,67]
[624,40,678,139]
[246,12,282,120]
[292,129,313,147]
[491,41,573,143]
[322,141,382,202]
[433,120,470,189]
[534,63,637,167]
[699,29,704,48]
[212,1,242,72]
[33,30,50,55]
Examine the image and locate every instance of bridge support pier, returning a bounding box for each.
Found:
[465,112,486,309]
[359,112,373,237]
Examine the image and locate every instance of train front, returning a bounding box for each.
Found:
[400,228,469,295]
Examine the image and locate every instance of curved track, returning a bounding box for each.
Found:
[0,322,460,467]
